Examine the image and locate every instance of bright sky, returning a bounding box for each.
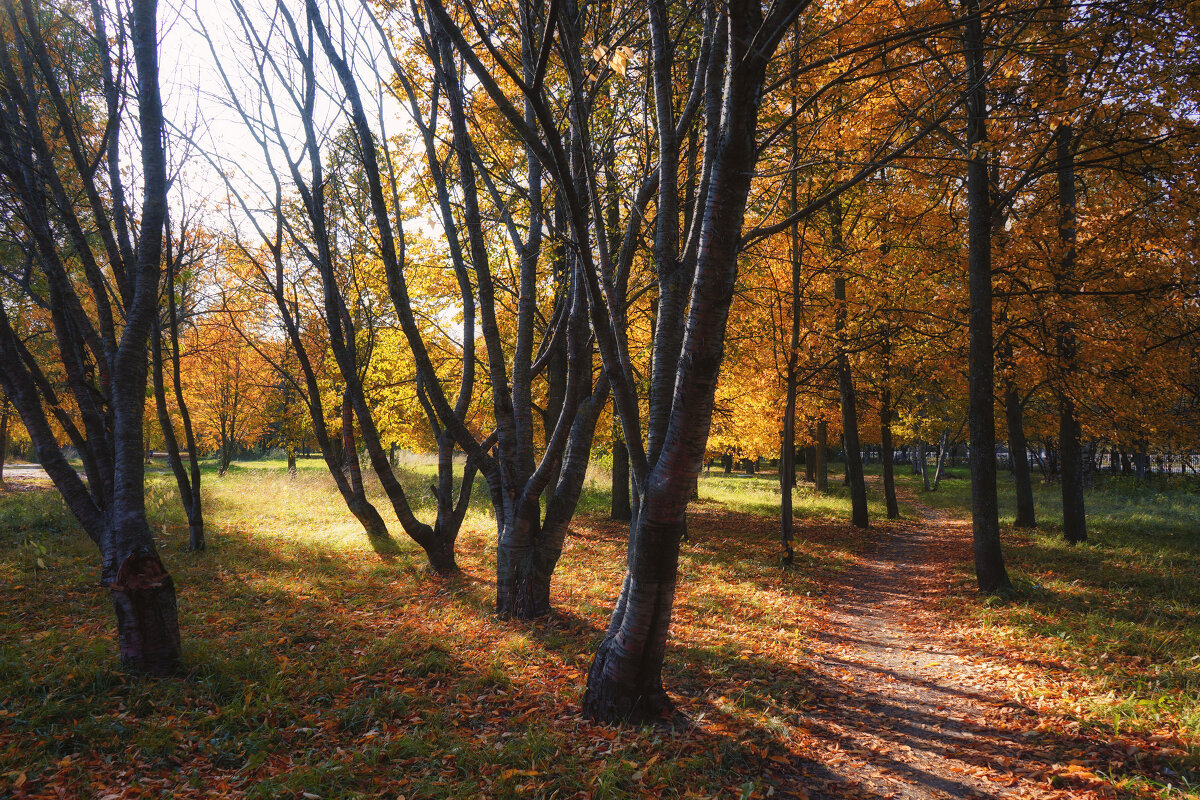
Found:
[157,0,416,230]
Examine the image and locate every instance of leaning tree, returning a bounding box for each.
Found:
[0,0,180,673]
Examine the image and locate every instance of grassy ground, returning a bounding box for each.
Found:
[898,464,1200,795]
[0,459,872,800]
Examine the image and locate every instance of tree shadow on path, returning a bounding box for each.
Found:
[773,502,1185,800]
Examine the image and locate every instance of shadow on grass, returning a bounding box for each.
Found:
[7,465,1194,799]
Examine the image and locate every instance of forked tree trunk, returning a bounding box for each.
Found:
[931,430,950,491]
[495,507,556,619]
[582,0,792,722]
[495,381,608,618]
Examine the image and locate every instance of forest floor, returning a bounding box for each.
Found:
[0,464,1196,799]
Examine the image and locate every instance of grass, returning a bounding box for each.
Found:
[897,464,1200,795]
[0,458,870,800]
[6,455,1197,798]
[699,465,913,521]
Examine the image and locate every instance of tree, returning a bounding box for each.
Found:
[152,206,209,549]
[0,0,181,672]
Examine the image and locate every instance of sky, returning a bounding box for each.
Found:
[156,0,417,230]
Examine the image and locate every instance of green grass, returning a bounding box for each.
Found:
[0,458,866,800]
[699,464,913,520]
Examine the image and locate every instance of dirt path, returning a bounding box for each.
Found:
[781,502,1100,800]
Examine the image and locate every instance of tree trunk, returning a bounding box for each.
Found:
[879,386,899,519]
[814,422,828,493]
[920,440,931,491]
[109,550,181,674]
[963,0,1011,593]
[1052,14,1086,545]
[0,399,8,488]
[581,1,789,722]
[829,196,868,527]
[780,435,795,564]
[1005,385,1037,528]
[723,452,733,474]
[781,195,800,558]
[1059,396,1087,543]
[151,313,205,551]
[611,428,632,521]
[805,446,815,482]
[218,439,232,477]
[931,430,950,491]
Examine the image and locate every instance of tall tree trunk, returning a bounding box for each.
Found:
[963,0,1011,592]
[920,440,931,491]
[107,0,182,673]
[780,148,801,560]
[931,430,950,491]
[1053,35,1087,544]
[879,386,899,519]
[814,421,828,493]
[829,197,868,527]
[151,320,204,550]
[0,398,8,488]
[581,0,794,722]
[1005,385,1037,527]
[611,424,632,521]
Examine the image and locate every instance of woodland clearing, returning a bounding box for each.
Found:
[0,462,1197,799]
